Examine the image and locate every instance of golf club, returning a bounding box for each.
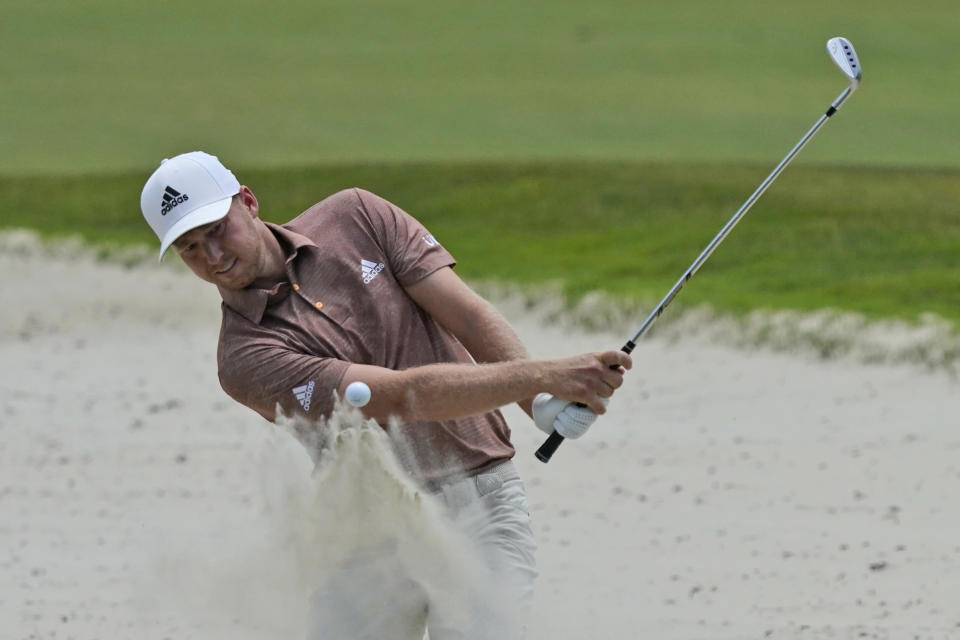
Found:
[536,36,863,463]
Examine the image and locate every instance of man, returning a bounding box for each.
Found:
[140,151,631,638]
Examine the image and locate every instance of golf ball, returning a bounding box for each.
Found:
[345,381,371,407]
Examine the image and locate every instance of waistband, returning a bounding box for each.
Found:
[421,459,519,496]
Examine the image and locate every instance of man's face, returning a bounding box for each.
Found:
[172,189,267,289]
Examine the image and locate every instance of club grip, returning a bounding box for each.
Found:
[534,358,627,464]
[535,430,565,462]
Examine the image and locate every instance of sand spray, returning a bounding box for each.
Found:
[142,401,506,638]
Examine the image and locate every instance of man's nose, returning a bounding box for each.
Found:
[203,237,224,264]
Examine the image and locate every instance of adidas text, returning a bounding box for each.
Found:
[361,259,385,284]
[293,380,315,411]
[160,186,189,216]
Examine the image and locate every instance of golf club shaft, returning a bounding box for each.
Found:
[536,85,856,463]
[625,85,854,347]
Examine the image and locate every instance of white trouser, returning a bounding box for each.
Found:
[306,460,537,640]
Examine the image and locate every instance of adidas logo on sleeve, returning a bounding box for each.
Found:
[292,381,315,411]
[361,259,385,284]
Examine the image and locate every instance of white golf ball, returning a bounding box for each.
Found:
[344,381,371,407]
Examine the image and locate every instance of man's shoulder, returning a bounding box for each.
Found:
[217,303,252,357]
[281,188,367,240]
[288,188,366,223]
[217,303,280,359]
[215,304,282,391]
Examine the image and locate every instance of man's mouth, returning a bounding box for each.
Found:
[216,258,237,275]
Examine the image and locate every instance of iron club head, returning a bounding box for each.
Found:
[827,37,862,89]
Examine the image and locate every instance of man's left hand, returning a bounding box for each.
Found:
[532,392,608,439]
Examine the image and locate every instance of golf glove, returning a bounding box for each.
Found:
[532,392,608,439]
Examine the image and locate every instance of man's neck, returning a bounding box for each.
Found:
[250,221,288,289]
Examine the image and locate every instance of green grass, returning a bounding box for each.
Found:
[4,1,957,327]
[3,161,959,325]
[1,0,959,174]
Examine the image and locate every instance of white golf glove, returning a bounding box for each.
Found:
[531,392,608,440]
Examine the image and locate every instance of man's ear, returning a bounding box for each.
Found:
[237,185,260,219]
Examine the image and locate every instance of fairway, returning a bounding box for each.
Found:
[1,0,957,327]
[3,160,959,325]
[1,0,958,174]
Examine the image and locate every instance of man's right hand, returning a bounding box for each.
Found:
[542,350,631,414]
[531,349,631,439]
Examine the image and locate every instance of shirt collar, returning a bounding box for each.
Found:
[218,222,318,324]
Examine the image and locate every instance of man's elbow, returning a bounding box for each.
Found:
[358,380,425,423]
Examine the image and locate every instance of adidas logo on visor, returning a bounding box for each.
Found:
[160,185,189,216]
[361,259,385,284]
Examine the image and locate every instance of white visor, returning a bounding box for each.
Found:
[158,196,233,259]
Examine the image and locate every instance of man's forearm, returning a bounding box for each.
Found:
[342,349,629,423]
[401,268,576,419]
[374,359,545,422]
[449,296,536,416]
[456,297,531,364]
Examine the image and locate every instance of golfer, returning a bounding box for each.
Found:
[140,151,631,639]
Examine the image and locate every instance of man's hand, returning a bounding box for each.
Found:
[541,350,631,413]
[531,349,630,439]
[532,393,609,439]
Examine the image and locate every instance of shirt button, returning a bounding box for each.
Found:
[292,283,300,291]
[315,301,323,310]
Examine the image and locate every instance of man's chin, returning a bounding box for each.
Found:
[213,266,254,290]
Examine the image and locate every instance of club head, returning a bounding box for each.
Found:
[827,37,862,89]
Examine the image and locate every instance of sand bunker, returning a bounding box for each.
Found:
[3,231,960,639]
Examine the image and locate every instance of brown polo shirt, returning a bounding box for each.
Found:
[216,188,515,481]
